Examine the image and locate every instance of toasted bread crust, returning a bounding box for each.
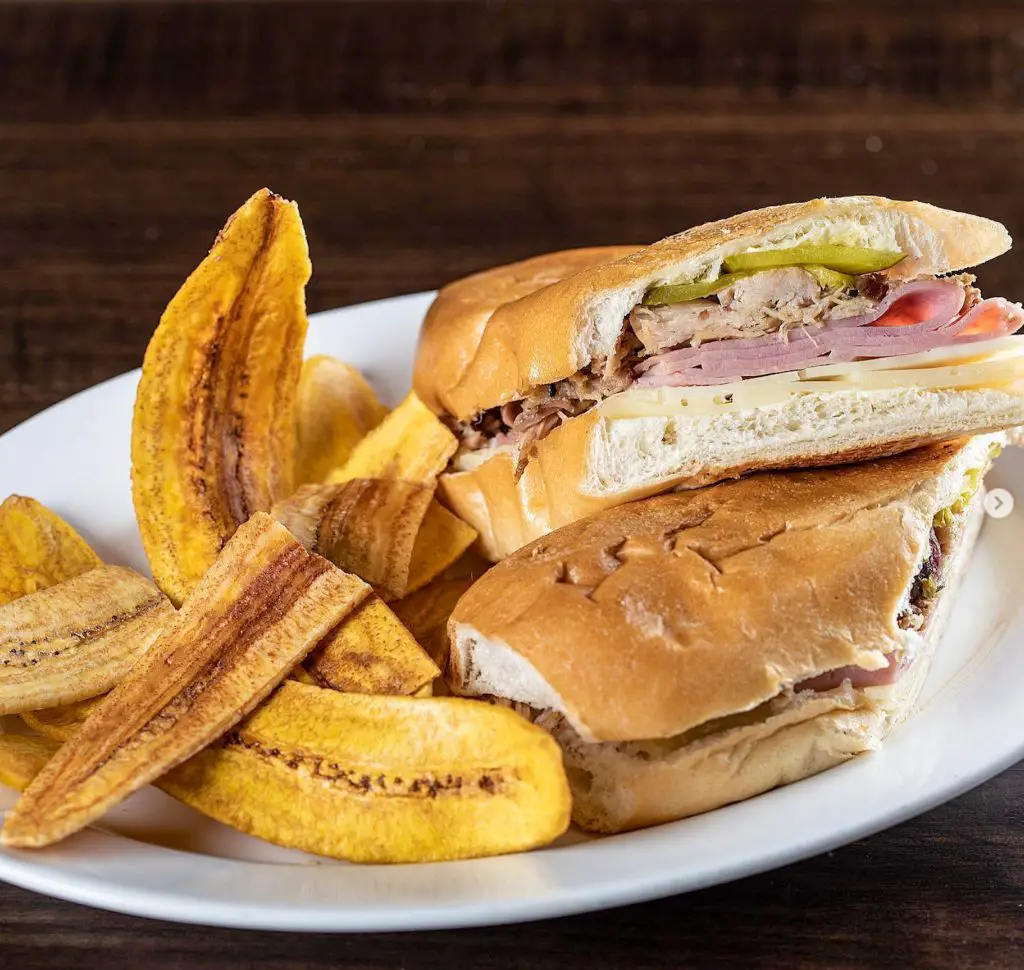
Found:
[414,246,637,417]
[448,441,973,743]
[526,488,985,833]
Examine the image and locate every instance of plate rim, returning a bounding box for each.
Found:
[0,739,1021,932]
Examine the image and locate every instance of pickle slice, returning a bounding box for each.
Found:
[642,270,756,306]
[802,265,855,291]
[723,244,903,275]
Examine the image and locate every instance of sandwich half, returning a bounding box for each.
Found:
[447,436,999,833]
[414,197,1024,559]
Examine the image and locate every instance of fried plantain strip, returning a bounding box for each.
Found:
[132,189,311,605]
[273,479,433,600]
[0,496,101,607]
[406,501,478,595]
[326,391,457,486]
[0,566,174,716]
[1,682,571,863]
[1,513,369,848]
[0,735,60,792]
[296,356,389,486]
[162,681,571,863]
[21,695,105,741]
[392,574,478,668]
[306,595,439,696]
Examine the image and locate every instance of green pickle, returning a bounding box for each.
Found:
[643,246,900,306]
[643,270,757,306]
[802,265,855,291]
[931,448,1001,528]
[932,507,955,530]
[723,244,903,275]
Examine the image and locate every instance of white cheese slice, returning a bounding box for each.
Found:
[602,336,1024,419]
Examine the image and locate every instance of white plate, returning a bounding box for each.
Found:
[1,292,1023,932]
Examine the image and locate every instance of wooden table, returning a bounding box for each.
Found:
[2,2,1023,966]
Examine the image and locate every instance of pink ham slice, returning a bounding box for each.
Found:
[794,653,905,693]
[635,280,1024,388]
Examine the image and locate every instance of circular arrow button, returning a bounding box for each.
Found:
[984,488,1014,519]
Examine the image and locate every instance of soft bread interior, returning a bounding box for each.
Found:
[584,386,1022,498]
[451,629,572,722]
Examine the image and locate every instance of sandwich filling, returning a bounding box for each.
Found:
[450,247,1024,467]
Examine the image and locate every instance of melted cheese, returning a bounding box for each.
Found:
[603,337,1024,419]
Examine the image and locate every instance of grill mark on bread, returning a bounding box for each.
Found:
[678,543,724,579]
[542,484,931,609]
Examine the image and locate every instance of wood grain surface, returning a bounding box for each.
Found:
[1,2,1023,966]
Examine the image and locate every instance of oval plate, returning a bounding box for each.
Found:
[0,292,1022,931]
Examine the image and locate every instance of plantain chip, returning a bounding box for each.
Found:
[273,479,434,601]
[0,496,117,731]
[306,595,439,696]
[21,695,104,741]
[0,565,174,716]
[131,188,311,605]
[289,666,318,687]
[441,549,494,582]
[0,496,101,607]
[162,681,571,863]
[7,682,571,862]
[0,735,60,792]
[1,513,369,849]
[326,391,457,486]
[405,501,478,595]
[296,356,389,486]
[392,574,478,668]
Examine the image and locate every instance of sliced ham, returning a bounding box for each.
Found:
[795,529,941,694]
[636,280,1024,388]
[943,296,1023,338]
[794,653,905,692]
[821,278,965,330]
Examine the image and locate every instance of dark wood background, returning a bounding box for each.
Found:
[2,2,1023,966]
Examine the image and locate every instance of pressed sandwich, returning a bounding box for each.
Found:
[414,197,1024,559]
[446,436,1000,833]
